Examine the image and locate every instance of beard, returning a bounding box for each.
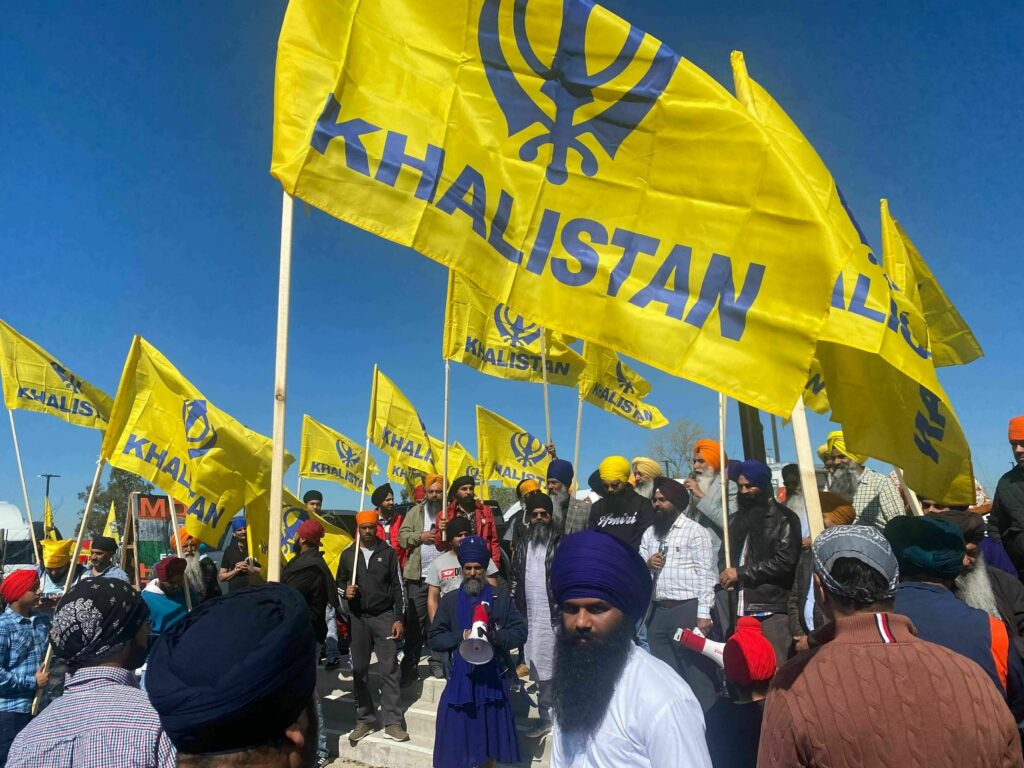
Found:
[829,464,860,502]
[425,499,443,517]
[635,478,654,499]
[737,492,765,512]
[550,488,570,528]
[956,554,1000,619]
[786,490,806,518]
[552,615,633,740]
[463,574,484,597]
[527,519,553,547]
[695,468,716,497]
[183,553,204,593]
[458,494,476,513]
[652,506,678,537]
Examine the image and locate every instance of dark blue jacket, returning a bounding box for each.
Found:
[427,586,526,675]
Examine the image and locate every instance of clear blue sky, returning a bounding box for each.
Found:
[2,1,1020,533]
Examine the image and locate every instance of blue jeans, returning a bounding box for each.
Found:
[314,643,328,759]
[0,711,32,764]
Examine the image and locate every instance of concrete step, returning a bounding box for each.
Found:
[338,731,434,768]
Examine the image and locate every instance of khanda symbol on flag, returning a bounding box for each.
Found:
[248,487,353,576]
[510,431,547,467]
[299,414,378,494]
[476,405,548,488]
[580,342,667,429]
[493,305,541,347]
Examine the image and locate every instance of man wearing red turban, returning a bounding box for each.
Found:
[682,438,737,571]
[0,569,48,762]
[991,416,1024,573]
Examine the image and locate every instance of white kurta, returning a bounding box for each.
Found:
[524,541,555,681]
[551,644,712,768]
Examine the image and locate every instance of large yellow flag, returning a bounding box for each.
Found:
[476,406,548,488]
[248,487,353,577]
[880,201,982,368]
[0,319,113,430]
[367,366,436,475]
[299,414,378,493]
[272,0,857,416]
[579,342,667,429]
[732,53,973,504]
[100,337,292,547]
[443,271,584,387]
[43,497,58,541]
[102,501,120,545]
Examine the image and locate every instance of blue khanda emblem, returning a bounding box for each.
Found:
[182,399,218,459]
[615,360,636,394]
[510,430,547,467]
[493,304,542,347]
[478,0,677,184]
[336,440,361,468]
[281,504,307,557]
[50,362,83,393]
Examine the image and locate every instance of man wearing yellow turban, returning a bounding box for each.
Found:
[630,457,662,499]
[825,431,902,531]
[682,438,737,571]
[586,456,655,552]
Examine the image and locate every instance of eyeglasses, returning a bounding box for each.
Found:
[530,511,551,520]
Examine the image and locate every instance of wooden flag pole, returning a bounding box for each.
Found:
[32,457,105,715]
[539,331,552,446]
[719,394,732,569]
[353,435,372,587]
[790,398,824,540]
[267,190,294,583]
[170,500,193,613]
[893,466,924,516]
[7,410,39,565]
[572,394,583,489]
[296,476,302,499]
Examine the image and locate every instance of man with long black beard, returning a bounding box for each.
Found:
[429,536,525,768]
[436,476,501,567]
[586,456,656,552]
[549,530,711,768]
[510,491,562,738]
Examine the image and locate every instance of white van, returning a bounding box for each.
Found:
[0,500,48,574]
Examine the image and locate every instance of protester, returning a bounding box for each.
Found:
[719,460,801,662]
[301,491,343,671]
[922,496,1017,576]
[683,438,737,570]
[548,459,587,535]
[991,416,1024,573]
[631,456,661,499]
[427,516,499,624]
[371,483,406,564]
[639,477,718,713]
[37,539,84,612]
[7,578,173,768]
[510,491,562,737]
[218,516,262,591]
[84,536,130,583]
[788,492,855,652]
[147,583,320,768]
[825,431,903,530]
[586,456,656,551]
[436,476,501,567]
[549,530,711,767]
[704,617,777,768]
[780,464,810,548]
[816,443,832,477]
[142,556,195,638]
[282,517,342,764]
[337,510,408,744]
[171,528,221,602]
[0,570,49,763]
[887,515,1024,717]
[397,473,444,686]
[429,535,525,768]
[509,477,542,553]
[759,525,1024,767]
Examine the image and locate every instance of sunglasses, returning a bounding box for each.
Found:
[530,510,551,520]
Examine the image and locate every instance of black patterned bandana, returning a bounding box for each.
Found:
[50,577,150,664]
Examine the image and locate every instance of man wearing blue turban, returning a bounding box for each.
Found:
[428,536,526,768]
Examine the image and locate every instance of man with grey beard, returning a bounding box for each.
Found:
[682,439,737,571]
[826,431,903,530]
[173,528,221,603]
[631,457,661,500]
[511,492,563,737]
[547,458,587,535]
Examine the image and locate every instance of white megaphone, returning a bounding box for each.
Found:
[458,601,494,665]
[673,626,725,669]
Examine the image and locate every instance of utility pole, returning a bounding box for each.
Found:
[38,473,61,499]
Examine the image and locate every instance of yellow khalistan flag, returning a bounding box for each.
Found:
[102,501,120,545]
[476,406,548,488]
[443,271,584,387]
[299,414,378,494]
[100,337,292,547]
[367,366,435,475]
[732,52,973,504]
[880,201,982,368]
[579,342,667,429]
[386,457,422,497]
[248,487,353,577]
[43,497,58,541]
[0,319,113,430]
[272,0,857,417]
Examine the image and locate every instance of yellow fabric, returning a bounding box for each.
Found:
[366,366,435,475]
[631,457,662,481]
[272,0,856,417]
[476,406,548,489]
[100,336,292,548]
[248,488,352,578]
[443,271,584,387]
[0,319,113,430]
[826,431,868,466]
[299,414,378,494]
[42,497,58,542]
[579,342,667,430]
[102,501,120,545]
[42,539,73,569]
[599,456,632,484]
[816,444,830,461]
[733,53,974,505]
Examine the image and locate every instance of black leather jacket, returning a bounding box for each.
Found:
[730,497,801,614]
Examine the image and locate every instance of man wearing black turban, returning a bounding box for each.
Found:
[371,483,406,569]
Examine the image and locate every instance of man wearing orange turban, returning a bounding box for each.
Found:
[171,527,221,604]
[990,417,1024,572]
[683,438,735,570]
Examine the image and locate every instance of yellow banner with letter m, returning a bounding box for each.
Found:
[580,341,667,429]
[272,0,857,416]
[476,405,548,488]
[299,414,377,493]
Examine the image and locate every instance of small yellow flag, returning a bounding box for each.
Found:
[248,488,353,577]
[366,366,436,475]
[43,497,58,541]
[0,319,113,430]
[579,342,667,429]
[443,271,584,387]
[100,337,292,547]
[299,414,377,494]
[476,406,548,489]
[102,501,120,545]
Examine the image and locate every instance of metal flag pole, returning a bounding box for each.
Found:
[719,394,731,569]
[7,410,39,565]
[572,394,583,489]
[267,190,294,583]
[790,398,824,539]
[540,331,552,446]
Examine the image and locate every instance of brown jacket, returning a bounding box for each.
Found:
[758,612,1023,768]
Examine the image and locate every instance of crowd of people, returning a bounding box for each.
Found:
[0,417,1021,767]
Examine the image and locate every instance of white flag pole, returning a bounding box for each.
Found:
[719,393,732,569]
[443,359,450,506]
[7,410,39,565]
[572,394,583,490]
[893,466,924,516]
[353,434,372,588]
[296,476,302,499]
[540,332,552,446]
[790,398,824,540]
[267,190,294,583]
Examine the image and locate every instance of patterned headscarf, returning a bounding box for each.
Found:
[50,577,150,665]
[812,525,899,603]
